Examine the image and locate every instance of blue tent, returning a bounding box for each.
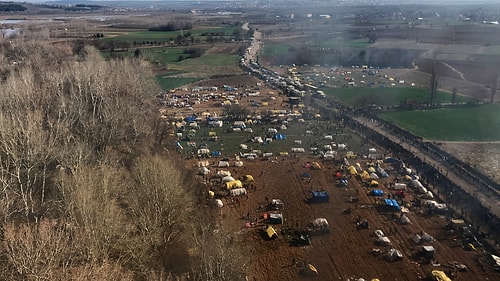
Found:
[302,172,311,178]
[371,189,384,196]
[384,157,400,163]
[311,191,329,203]
[384,199,401,211]
[185,116,196,123]
[211,151,221,157]
[274,134,286,140]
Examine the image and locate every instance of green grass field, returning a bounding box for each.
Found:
[179,119,365,159]
[323,87,475,108]
[381,104,500,141]
[103,26,240,43]
[262,45,291,56]
[155,74,201,90]
[305,39,371,48]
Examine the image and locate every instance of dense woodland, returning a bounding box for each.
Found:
[0,42,246,280]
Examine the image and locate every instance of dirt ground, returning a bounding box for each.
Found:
[165,76,499,281]
[197,156,498,281]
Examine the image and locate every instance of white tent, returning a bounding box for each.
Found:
[230,188,247,196]
[216,170,231,177]
[234,161,244,167]
[218,161,230,167]
[222,176,235,182]
[400,214,411,225]
[199,167,210,175]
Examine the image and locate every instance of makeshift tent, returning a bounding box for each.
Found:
[302,172,311,178]
[234,161,244,167]
[400,214,411,225]
[226,180,243,190]
[215,199,223,208]
[310,191,329,203]
[218,161,230,167]
[367,166,376,173]
[267,213,283,224]
[310,218,329,229]
[384,157,400,163]
[222,176,235,182]
[265,225,278,239]
[242,175,255,182]
[199,167,210,175]
[216,170,231,177]
[394,183,407,190]
[371,189,384,196]
[291,147,305,153]
[369,173,379,179]
[302,263,318,275]
[336,172,343,179]
[386,248,403,261]
[229,187,247,196]
[384,199,401,211]
[311,162,322,170]
[375,229,385,238]
[378,236,392,246]
[211,151,221,157]
[431,270,451,281]
[270,199,284,210]
[422,245,435,259]
[208,190,214,198]
[197,160,210,167]
[348,166,358,175]
[274,134,286,140]
[240,144,248,149]
[376,166,389,178]
[337,179,348,187]
[360,170,371,180]
[369,180,379,187]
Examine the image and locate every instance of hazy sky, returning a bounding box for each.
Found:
[6,0,500,3]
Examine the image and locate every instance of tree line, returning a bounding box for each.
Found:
[0,42,248,280]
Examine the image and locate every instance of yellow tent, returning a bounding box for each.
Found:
[243,175,255,182]
[266,225,278,239]
[208,190,215,198]
[226,180,243,190]
[367,166,376,173]
[431,270,452,281]
[370,180,379,187]
[208,131,217,136]
[303,263,318,275]
[361,170,370,180]
[348,165,358,175]
[311,162,322,170]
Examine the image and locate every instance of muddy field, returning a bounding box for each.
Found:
[165,75,499,281]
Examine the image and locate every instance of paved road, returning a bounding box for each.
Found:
[351,114,500,218]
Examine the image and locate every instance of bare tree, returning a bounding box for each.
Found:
[190,217,250,281]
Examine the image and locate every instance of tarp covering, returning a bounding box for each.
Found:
[348,165,358,175]
[361,170,371,180]
[384,199,401,210]
[222,176,235,182]
[211,151,221,157]
[431,270,452,281]
[311,218,329,229]
[400,214,411,225]
[370,180,379,187]
[394,183,407,190]
[199,167,210,175]
[216,170,231,177]
[304,264,318,275]
[386,248,403,261]
[234,161,244,167]
[266,225,278,239]
[311,191,329,203]
[370,173,379,179]
[242,175,255,182]
[274,134,286,140]
[229,187,247,196]
[218,161,230,167]
[268,213,283,224]
[311,162,321,170]
[226,180,243,190]
[371,189,384,196]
